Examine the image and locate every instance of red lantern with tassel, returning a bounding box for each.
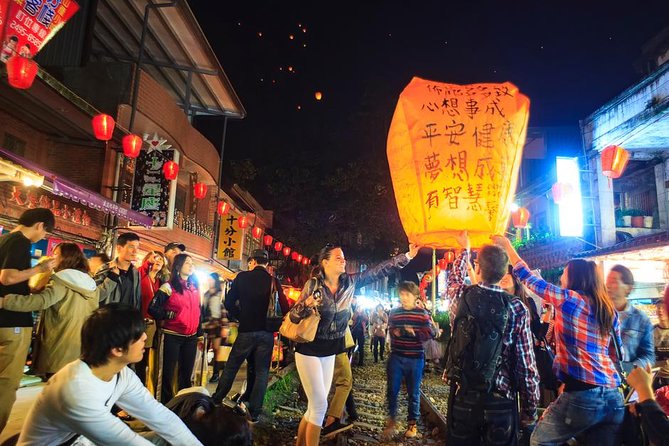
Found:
[91,114,115,141]
[163,161,179,180]
[6,56,38,89]
[122,134,142,158]
[601,145,629,179]
[512,207,531,229]
[193,183,207,200]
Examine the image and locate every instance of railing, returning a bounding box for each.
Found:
[174,211,213,240]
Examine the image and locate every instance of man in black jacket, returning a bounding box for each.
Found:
[212,249,289,422]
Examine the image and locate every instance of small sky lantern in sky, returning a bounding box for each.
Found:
[314,91,322,101]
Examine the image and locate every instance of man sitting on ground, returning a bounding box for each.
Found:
[16,304,203,446]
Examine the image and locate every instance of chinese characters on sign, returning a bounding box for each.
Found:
[217,210,244,261]
[387,78,530,248]
[0,0,80,62]
[130,145,179,229]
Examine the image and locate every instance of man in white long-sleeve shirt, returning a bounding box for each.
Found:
[17,304,203,446]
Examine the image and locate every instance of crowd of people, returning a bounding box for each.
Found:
[0,207,668,445]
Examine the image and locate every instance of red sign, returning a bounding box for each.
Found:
[1,0,79,62]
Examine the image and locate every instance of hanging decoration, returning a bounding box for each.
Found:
[551,182,573,204]
[91,114,115,141]
[302,257,310,266]
[283,246,291,257]
[122,134,142,158]
[512,207,531,229]
[237,215,248,229]
[387,78,530,248]
[252,226,263,239]
[216,201,230,216]
[263,234,273,246]
[5,55,38,89]
[163,161,179,181]
[601,145,629,179]
[274,241,283,251]
[444,251,456,263]
[193,183,207,200]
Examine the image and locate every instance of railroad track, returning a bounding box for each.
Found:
[253,354,448,445]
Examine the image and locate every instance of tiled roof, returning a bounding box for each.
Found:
[574,231,669,259]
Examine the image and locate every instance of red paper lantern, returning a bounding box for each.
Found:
[237,216,248,229]
[274,241,283,251]
[438,258,447,271]
[297,254,303,262]
[217,201,230,216]
[91,114,115,141]
[601,145,629,179]
[283,246,291,257]
[512,207,531,229]
[302,257,309,266]
[263,234,273,246]
[291,252,299,260]
[122,134,142,158]
[551,182,573,204]
[444,251,455,263]
[163,161,179,180]
[252,226,263,239]
[6,55,38,89]
[193,182,207,200]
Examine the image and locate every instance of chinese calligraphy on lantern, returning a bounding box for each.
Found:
[387,77,530,248]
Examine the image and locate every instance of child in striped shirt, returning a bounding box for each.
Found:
[383,281,437,439]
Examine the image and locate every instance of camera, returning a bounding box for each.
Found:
[313,290,322,299]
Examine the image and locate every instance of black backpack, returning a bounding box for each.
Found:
[445,286,512,394]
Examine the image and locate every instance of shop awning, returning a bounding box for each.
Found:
[0,147,153,227]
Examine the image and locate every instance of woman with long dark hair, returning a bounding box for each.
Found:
[493,236,624,445]
[288,243,419,445]
[0,243,99,378]
[149,253,201,402]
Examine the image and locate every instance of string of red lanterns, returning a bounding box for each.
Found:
[252,226,263,239]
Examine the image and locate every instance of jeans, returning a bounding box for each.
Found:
[161,333,197,403]
[447,389,518,446]
[530,387,624,446]
[212,331,274,419]
[386,353,424,421]
[372,335,385,362]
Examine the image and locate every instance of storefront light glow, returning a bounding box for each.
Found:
[556,156,584,237]
[509,202,519,213]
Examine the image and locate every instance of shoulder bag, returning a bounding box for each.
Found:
[279,281,321,343]
[265,277,284,332]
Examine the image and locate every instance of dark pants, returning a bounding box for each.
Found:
[352,330,365,366]
[136,348,149,385]
[161,333,197,403]
[212,331,274,418]
[372,335,385,362]
[447,389,518,446]
[386,353,424,421]
[241,353,256,402]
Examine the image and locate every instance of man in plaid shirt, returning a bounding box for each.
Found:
[445,240,540,446]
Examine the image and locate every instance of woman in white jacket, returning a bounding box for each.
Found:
[0,243,99,378]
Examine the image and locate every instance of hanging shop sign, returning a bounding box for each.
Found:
[0,0,79,62]
[386,77,530,248]
[130,134,179,229]
[217,209,245,261]
[8,185,92,226]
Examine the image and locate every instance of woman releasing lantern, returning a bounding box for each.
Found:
[387,78,530,249]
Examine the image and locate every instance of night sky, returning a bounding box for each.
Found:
[189,1,669,258]
[191,1,669,164]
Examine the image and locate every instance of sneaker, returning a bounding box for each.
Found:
[381,419,397,441]
[405,422,418,438]
[321,419,353,438]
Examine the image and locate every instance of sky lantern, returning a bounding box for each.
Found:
[6,55,38,89]
[216,201,230,216]
[252,226,263,239]
[163,161,179,180]
[601,145,629,179]
[122,134,142,158]
[193,182,207,199]
[315,91,323,101]
[274,241,283,251]
[283,246,291,257]
[237,215,248,229]
[91,114,115,141]
[263,234,273,246]
[512,207,531,229]
[387,78,530,248]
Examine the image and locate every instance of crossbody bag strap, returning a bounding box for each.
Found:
[610,327,628,390]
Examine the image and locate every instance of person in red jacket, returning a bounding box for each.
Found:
[136,251,168,387]
[149,254,201,402]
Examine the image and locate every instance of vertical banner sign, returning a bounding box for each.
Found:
[387,77,530,248]
[217,209,244,261]
[130,148,179,229]
[0,0,79,62]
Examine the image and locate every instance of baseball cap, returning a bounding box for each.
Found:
[165,242,186,253]
[250,249,269,261]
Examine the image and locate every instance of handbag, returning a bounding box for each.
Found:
[265,277,284,332]
[280,307,320,343]
[344,326,355,349]
[611,329,649,446]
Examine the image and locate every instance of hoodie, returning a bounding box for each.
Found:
[2,269,99,374]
